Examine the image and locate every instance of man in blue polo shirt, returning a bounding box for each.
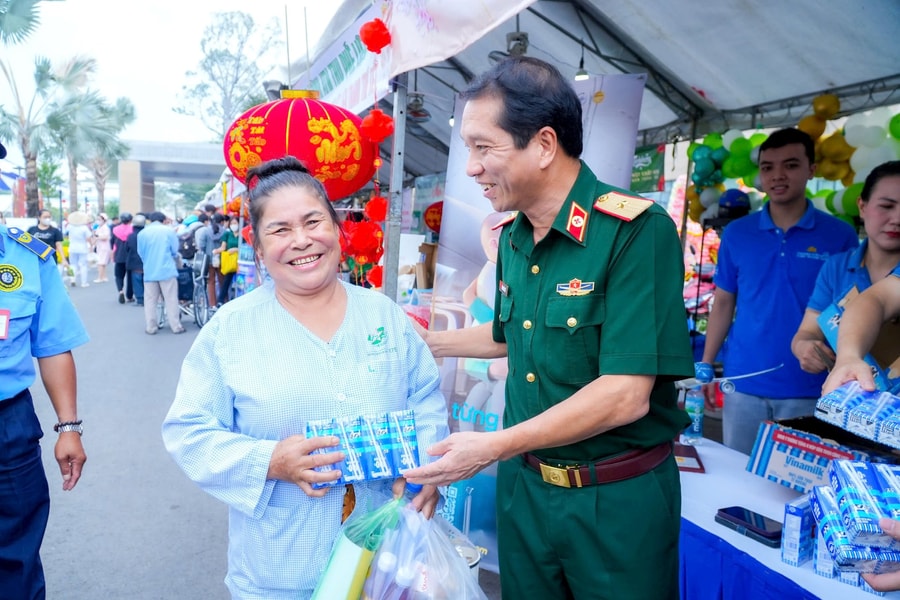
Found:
[699,128,858,454]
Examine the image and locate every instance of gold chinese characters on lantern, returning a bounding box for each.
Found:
[224,90,377,201]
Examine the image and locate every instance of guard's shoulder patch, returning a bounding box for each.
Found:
[593,191,653,222]
[491,211,518,230]
[6,227,53,261]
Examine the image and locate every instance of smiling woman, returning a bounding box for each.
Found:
[160,155,450,599]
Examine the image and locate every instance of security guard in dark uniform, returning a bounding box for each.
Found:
[0,210,89,599]
[404,58,693,599]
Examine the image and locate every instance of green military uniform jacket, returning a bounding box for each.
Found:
[492,161,693,462]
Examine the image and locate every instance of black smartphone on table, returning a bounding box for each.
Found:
[715,505,782,548]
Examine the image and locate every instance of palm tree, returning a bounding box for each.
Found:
[1,53,98,216]
[0,0,40,45]
[47,91,135,214]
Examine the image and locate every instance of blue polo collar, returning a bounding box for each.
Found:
[759,199,816,231]
[847,238,868,271]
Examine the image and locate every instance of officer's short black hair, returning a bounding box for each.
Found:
[149,211,166,223]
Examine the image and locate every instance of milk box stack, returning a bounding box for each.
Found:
[817,382,900,449]
[811,461,900,575]
[306,409,420,489]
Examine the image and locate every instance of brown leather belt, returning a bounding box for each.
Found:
[523,442,673,488]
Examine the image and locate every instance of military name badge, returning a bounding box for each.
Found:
[0,264,24,292]
[499,280,509,296]
[556,278,594,296]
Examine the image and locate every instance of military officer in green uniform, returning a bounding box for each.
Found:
[404,57,694,599]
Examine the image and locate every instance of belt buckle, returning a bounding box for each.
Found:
[538,463,582,488]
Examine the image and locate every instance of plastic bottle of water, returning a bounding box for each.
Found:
[681,387,704,445]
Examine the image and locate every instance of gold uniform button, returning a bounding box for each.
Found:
[523,320,533,330]
[526,373,536,383]
[531,265,540,274]
[566,317,577,328]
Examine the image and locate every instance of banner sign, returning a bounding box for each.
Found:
[631,143,666,193]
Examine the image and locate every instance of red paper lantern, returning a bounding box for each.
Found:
[360,108,394,144]
[364,195,388,222]
[359,18,391,54]
[366,265,384,288]
[423,201,443,233]
[223,91,377,201]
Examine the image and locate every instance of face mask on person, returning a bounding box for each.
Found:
[230,224,239,232]
[41,218,52,226]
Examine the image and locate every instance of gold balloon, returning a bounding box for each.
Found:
[841,169,856,187]
[798,115,827,140]
[812,94,840,120]
[686,184,699,203]
[816,159,842,181]
[820,133,853,162]
[689,196,704,223]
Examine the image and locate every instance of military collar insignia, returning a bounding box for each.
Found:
[491,212,518,230]
[593,191,653,222]
[556,278,594,296]
[6,226,53,261]
[565,202,589,243]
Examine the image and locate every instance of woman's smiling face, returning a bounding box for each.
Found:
[255,185,342,297]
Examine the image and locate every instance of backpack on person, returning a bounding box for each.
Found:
[178,230,198,260]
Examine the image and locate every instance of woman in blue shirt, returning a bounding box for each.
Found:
[792,160,900,373]
[162,157,448,599]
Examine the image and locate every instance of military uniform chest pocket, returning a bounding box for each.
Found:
[544,295,605,333]
[497,294,513,324]
[0,294,38,358]
[543,295,605,385]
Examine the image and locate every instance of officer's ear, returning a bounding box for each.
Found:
[535,126,557,169]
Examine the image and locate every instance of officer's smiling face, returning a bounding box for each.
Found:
[461,95,543,213]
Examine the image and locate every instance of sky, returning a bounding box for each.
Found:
[0,0,344,170]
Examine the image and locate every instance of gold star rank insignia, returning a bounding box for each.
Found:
[566,202,589,243]
[593,191,653,222]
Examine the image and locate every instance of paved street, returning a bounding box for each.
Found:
[32,274,500,599]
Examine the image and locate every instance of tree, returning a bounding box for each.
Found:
[0,54,99,216]
[0,0,40,45]
[174,11,282,141]
[36,158,63,218]
[73,96,135,213]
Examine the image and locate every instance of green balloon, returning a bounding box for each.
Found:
[825,190,838,214]
[742,167,759,186]
[844,182,865,204]
[704,132,723,149]
[721,157,739,179]
[750,132,768,147]
[730,137,752,156]
[890,113,900,140]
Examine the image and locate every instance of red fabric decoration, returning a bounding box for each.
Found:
[359,18,391,54]
[223,91,377,201]
[360,108,394,144]
[348,220,383,254]
[366,265,384,288]
[423,201,443,233]
[364,195,388,222]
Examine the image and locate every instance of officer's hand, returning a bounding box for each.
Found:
[55,433,86,491]
[403,432,499,487]
[863,519,900,592]
[822,358,876,395]
[267,435,344,497]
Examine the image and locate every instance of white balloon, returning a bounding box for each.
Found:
[845,124,867,148]
[810,194,829,212]
[722,129,743,149]
[700,204,719,222]
[831,189,846,215]
[748,191,765,212]
[844,111,869,131]
[860,125,887,149]
[750,146,760,165]
[850,145,872,174]
[700,187,722,208]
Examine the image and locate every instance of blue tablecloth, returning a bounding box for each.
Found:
[680,518,819,600]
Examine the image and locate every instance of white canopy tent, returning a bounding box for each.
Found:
[278,0,900,298]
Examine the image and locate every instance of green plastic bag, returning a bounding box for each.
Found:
[312,497,404,599]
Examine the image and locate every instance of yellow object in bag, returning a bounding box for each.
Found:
[220,249,238,274]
